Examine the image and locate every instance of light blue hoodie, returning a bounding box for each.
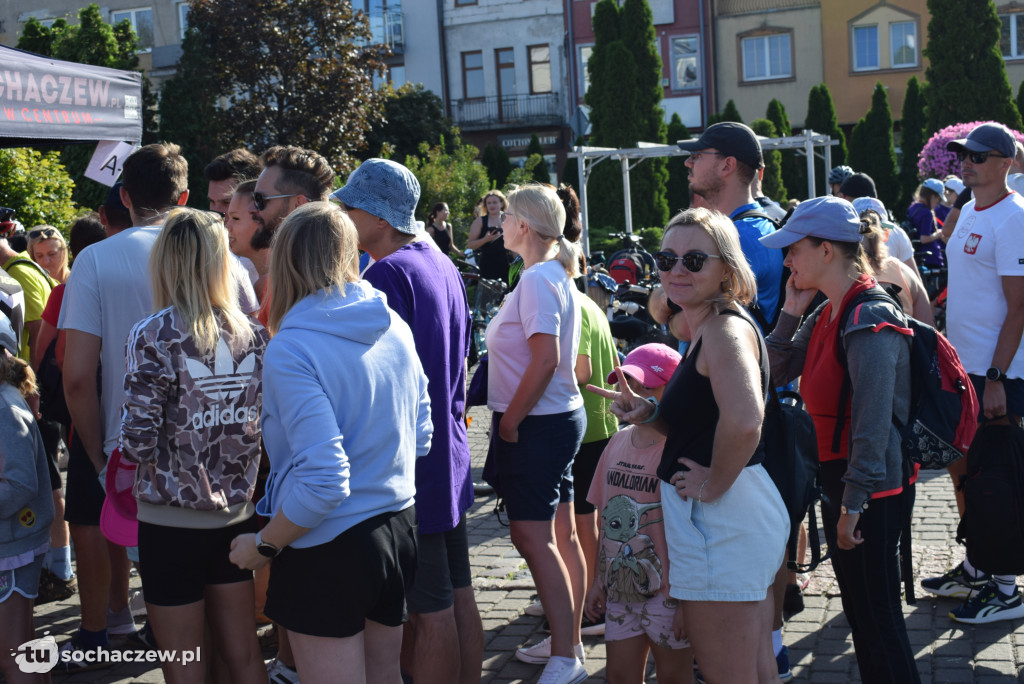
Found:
[257,281,432,548]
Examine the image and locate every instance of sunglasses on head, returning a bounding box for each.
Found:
[655,250,722,273]
[956,150,1008,164]
[28,228,59,240]
[252,191,299,211]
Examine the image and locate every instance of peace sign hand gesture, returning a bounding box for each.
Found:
[586,367,657,425]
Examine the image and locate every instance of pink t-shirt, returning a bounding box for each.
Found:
[587,426,674,601]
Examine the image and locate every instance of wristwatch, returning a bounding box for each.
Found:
[255,531,281,558]
[986,366,1007,382]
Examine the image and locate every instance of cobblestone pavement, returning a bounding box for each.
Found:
[22,404,1024,683]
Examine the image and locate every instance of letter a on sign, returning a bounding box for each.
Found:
[85,140,137,186]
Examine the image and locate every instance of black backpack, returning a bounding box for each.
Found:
[956,422,1024,575]
[760,385,828,572]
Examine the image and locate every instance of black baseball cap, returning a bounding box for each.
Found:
[839,172,877,199]
[678,122,764,170]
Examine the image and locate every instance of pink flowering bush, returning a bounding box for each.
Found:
[918,121,1024,179]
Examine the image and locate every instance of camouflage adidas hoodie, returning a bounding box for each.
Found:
[120,306,269,528]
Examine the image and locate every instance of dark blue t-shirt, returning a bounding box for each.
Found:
[730,203,785,330]
[364,241,474,533]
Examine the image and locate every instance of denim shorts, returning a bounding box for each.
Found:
[0,553,44,603]
[661,465,788,602]
[605,594,689,649]
[493,407,586,521]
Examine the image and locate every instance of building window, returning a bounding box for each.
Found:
[741,33,792,82]
[178,2,189,40]
[496,48,516,100]
[1001,13,1024,59]
[462,51,484,99]
[578,44,593,96]
[890,21,916,68]
[852,25,879,71]
[112,7,154,50]
[529,45,552,94]
[671,35,700,90]
[455,0,477,5]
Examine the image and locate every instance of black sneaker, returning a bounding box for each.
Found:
[127,621,158,650]
[921,561,990,598]
[950,582,1024,624]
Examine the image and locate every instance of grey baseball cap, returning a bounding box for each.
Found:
[759,196,862,249]
[947,122,1017,158]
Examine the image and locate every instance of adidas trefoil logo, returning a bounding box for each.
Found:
[185,338,258,430]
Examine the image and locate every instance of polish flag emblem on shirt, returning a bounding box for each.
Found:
[964,234,982,255]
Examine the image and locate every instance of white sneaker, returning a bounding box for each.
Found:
[524,598,545,616]
[266,658,300,684]
[515,636,585,665]
[537,656,587,684]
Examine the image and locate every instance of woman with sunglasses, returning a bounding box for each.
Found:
[760,196,919,683]
[27,226,69,284]
[589,207,788,683]
[486,184,588,684]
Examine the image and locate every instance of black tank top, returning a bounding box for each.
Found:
[431,223,453,254]
[656,308,770,483]
[477,214,509,282]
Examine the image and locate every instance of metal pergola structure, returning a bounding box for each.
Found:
[569,129,840,256]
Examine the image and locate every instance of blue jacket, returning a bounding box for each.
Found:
[257,281,432,548]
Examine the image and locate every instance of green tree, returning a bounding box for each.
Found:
[767,99,805,200]
[899,76,928,210]
[481,143,513,189]
[750,119,786,203]
[561,136,584,196]
[17,17,55,55]
[526,134,552,183]
[405,136,490,248]
[848,83,899,208]
[1017,80,1024,125]
[187,0,387,172]
[0,148,79,230]
[363,83,454,164]
[719,100,744,124]
[665,113,690,214]
[924,0,1023,134]
[804,84,847,193]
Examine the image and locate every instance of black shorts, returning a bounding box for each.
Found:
[137,517,257,606]
[63,429,105,526]
[405,517,472,614]
[266,507,417,638]
[572,438,610,515]
[37,418,63,491]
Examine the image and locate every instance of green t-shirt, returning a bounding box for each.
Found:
[3,252,53,361]
[577,292,619,443]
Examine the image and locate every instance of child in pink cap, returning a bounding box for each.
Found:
[584,343,694,683]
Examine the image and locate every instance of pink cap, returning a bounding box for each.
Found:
[607,343,682,388]
[100,448,138,547]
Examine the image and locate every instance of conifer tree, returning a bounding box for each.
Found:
[924,0,1022,133]
[1017,81,1024,126]
[899,76,928,210]
[767,99,805,200]
[719,100,744,124]
[481,143,512,189]
[666,114,691,214]
[848,83,899,209]
[526,134,552,183]
[751,119,786,203]
[804,84,847,194]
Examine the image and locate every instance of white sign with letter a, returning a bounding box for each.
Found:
[85,140,137,186]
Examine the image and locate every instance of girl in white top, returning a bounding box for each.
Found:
[485,183,588,684]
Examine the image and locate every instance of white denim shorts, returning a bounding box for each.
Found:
[661,464,788,602]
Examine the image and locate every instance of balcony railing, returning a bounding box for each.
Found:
[451,93,564,130]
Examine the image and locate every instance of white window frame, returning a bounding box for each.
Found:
[741,33,792,82]
[1001,13,1024,59]
[178,2,189,40]
[578,44,593,97]
[889,21,917,68]
[670,35,700,91]
[852,24,879,72]
[111,7,154,52]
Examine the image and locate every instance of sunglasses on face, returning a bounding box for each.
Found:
[252,191,299,211]
[688,150,725,163]
[956,150,1008,164]
[655,250,722,273]
[28,228,60,240]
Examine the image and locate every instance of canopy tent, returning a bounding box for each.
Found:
[569,130,839,256]
[0,44,143,148]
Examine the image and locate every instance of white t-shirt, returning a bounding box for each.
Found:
[485,259,583,415]
[59,225,258,457]
[882,222,914,264]
[946,192,1024,379]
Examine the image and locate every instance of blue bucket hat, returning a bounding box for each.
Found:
[331,158,421,235]
[759,196,862,249]
[947,122,1017,159]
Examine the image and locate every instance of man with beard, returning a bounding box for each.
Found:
[678,122,784,333]
[248,145,334,684]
